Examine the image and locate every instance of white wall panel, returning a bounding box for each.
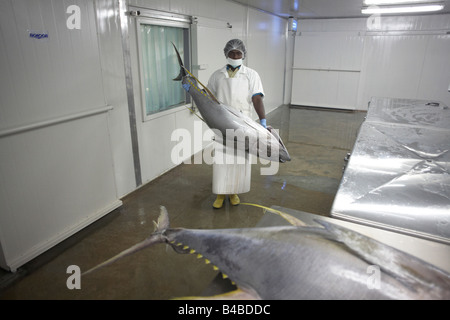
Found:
[294,14,450,110]
[247,8,286,116]
[292,69,359,109]
[294,33,363,70]
[0,113,121,271]
[416,35,450,101]
[169,0,222,18]
[357,31,450,108]
[337,72,360,108]
[358,35,429,106]
[137,107,206,183]
[0,0,105,129]
[129,0,170,11]
[139,112,177,182]
[292,32,363,109]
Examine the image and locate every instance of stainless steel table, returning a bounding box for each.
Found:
[331,97,450,244]
[365,97,450,129]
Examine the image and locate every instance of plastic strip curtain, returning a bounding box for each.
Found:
[140,24,185,115]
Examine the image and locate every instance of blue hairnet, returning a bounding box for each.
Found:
[224,39,247,59]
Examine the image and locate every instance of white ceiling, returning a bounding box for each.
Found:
[231,0,450,19]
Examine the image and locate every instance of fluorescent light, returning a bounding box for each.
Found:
[362,4,444,14]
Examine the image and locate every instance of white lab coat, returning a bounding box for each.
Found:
[207,65,265,195]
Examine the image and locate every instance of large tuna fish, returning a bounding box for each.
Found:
[83,206,450,300]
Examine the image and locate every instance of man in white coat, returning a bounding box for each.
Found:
[207,39,267,209]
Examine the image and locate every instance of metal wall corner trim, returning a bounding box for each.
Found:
[119,0,142,187]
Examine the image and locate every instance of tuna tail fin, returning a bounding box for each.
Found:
[171,42,220,104]
[82,206,170,276]
[172,42,186,81]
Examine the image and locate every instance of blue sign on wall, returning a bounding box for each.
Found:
[29,31,49,39]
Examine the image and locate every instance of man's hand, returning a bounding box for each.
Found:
[182,83,191,92]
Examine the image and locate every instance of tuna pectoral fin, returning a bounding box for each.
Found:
[154,205,170,231]
[173,288,259,300]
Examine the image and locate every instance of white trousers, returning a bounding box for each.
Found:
[212,143,251,195]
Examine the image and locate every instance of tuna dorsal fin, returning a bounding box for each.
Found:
[153,205,170,232]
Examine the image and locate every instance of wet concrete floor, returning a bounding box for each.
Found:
[0,106,366,299]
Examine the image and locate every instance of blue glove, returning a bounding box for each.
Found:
[182,83,191,92]
[260,118,267,128]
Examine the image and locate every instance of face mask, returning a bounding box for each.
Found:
[227,57,243,68]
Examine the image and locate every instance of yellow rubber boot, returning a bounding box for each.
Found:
[213,194,226,209]
[230,194,240,206]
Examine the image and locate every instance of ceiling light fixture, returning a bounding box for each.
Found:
[362,3,445,14]
[364,0,434,4]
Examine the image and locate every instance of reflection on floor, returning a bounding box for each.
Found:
[0,106,366,299]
